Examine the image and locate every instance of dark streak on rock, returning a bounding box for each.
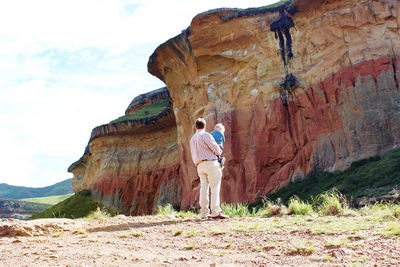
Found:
[279,74,298,106]
[391,55,399,90]
[270,7,297,66]
[267,3,298,106]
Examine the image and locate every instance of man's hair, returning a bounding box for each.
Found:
[214,123,225,133]
[195,118,206,129]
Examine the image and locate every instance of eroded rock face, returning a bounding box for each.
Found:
[148,0,400,209]
[69,89,181,215]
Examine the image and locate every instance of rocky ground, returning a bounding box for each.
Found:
[1,214,399,266]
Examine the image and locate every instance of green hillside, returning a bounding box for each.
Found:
[256,147,400,207]
[21,193,74,205]
[30,190,116,220]
[0,178,73,199]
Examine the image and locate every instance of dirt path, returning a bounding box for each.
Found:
[1,215,399,266]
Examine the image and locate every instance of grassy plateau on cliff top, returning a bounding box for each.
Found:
[110,100,169,124]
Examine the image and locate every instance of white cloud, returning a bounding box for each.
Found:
[0,0,278,187]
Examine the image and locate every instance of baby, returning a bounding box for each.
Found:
[210,123,226,168]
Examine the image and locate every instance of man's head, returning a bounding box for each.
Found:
[195,118,206,130]
[214,123,225,133]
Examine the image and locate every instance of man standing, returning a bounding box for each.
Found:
[189,118,229,219]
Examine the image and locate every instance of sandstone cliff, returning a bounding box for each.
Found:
[68,88,181,215]
[148,0,400,209]
[70,0,400,215]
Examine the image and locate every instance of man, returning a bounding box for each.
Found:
[189,118,229,219]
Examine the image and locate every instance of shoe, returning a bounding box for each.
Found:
[220,157,226,169]
[209,213,229,219]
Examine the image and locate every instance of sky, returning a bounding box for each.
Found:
[0,0,279,187]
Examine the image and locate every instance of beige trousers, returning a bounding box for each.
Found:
[197,160,222,217]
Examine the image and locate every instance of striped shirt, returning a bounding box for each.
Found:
[190,129,222,166]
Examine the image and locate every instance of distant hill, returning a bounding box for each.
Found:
[0,179,74,199]
[0,199,51,220]
[21,193,74,205]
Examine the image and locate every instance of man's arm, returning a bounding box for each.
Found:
[189,136,198,164]
[203,133,222,156]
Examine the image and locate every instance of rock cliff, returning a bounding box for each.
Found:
[148,0,400,209]
[68,88,181,215]
[70,0,400,215]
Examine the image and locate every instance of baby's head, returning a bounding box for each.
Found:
[214,123,225,133]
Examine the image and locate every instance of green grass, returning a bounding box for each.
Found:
[21,193,74,205]
[314,189,346,216]
[156,203,201,218]
[30,190,116,219]
[221,203,255,217]
[382,222,400,237]
[110,100,169,123]
[288,198,314,215]
[156,203,176,216]
[258,148,400,206]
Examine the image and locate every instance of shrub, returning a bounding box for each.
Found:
[258,200,277,217]
[257,198,289,217]
[288,197,313,215]
[259,204,281,217]
[315,189,346,216]
[84,207,112,220]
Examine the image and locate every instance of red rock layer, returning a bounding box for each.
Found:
[219,56,400,205]
[90,163,181,215]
